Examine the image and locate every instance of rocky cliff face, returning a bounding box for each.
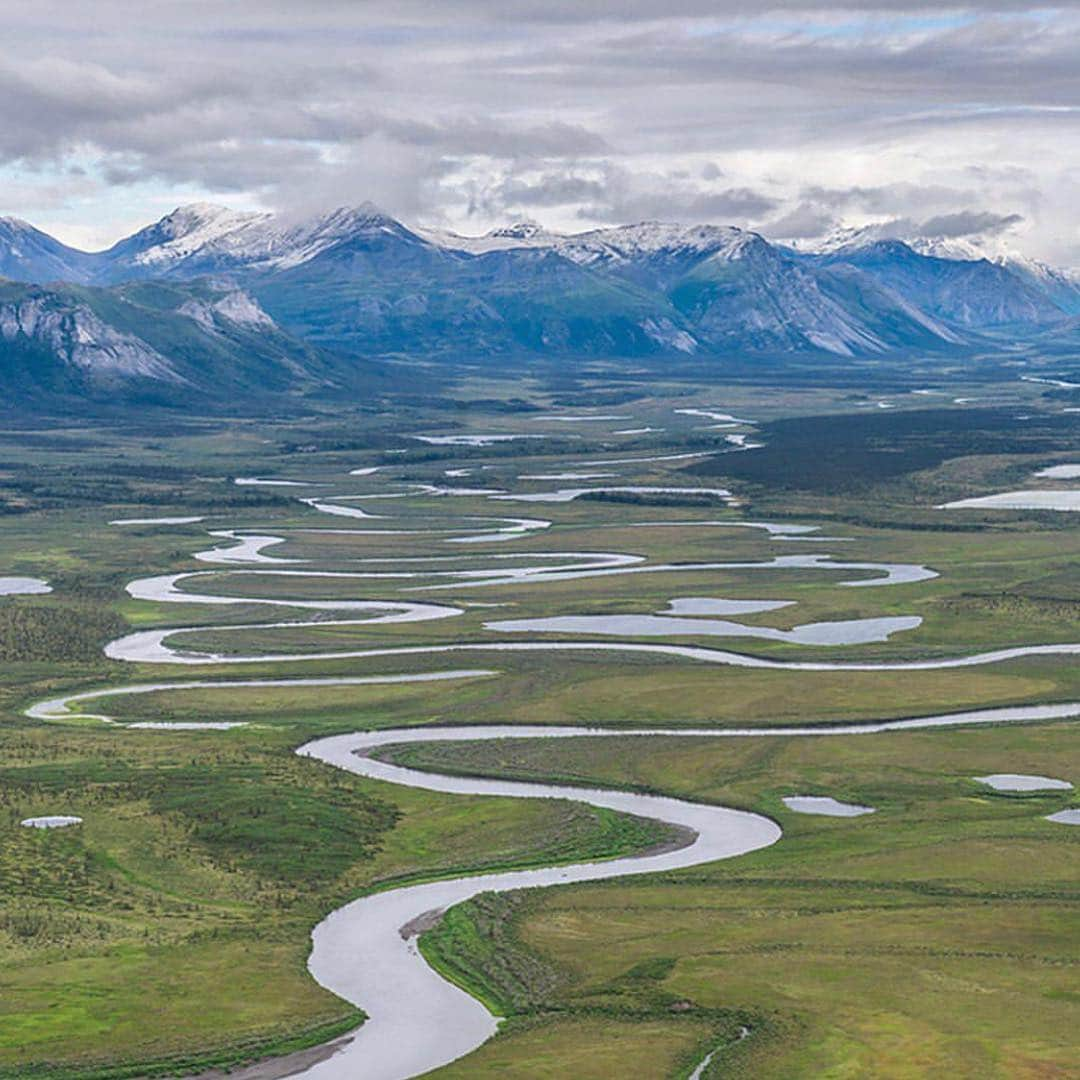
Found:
[0,293,180,381]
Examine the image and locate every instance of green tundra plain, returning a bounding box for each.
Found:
[0,367,1077,1078]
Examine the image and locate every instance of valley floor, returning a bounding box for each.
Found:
[0,369,1076,1078]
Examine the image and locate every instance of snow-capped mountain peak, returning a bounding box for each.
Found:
[791,223,1080,316]
[908,235,1080,294]
[797,225,920,258]
[490,221,548,241]
[415,219,755,265]
[265,202,435,269]
[155,202,256,236]
[106,203,273,272]
[292,202,398,235]
[573,220,746,255]
[414,220,560,254]
[906,236,988,262]
[99,201,428,277]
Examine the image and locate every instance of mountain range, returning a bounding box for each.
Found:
[2,202,1080,409]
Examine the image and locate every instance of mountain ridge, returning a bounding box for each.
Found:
[2,201,1080,409]
[0,276,362,410]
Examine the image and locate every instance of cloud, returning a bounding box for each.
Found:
[1,1,1080,263]
[767,206,1027,247]
[579,186,779,224]
[918,209,1023,237]
[760,203,840,239]
[493,173,611,208]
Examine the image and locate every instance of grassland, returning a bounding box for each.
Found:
[406,720,1080,1078]
[0,722,678,1077]
[0,370,1075,1076]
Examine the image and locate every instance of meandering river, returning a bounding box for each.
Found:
[36,464,1080,1078]
[281,703,1080,1077]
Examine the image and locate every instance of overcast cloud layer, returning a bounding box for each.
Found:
[3,1,1080,264]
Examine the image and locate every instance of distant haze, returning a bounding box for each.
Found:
[2,2,1080,265]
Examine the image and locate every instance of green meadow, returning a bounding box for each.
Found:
[406,720,1080,1078]
[0,373,1076,1076]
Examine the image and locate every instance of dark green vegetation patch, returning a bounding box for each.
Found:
[692,406,1078,492]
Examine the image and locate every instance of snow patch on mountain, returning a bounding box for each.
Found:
[269,203,433,269]
[111,201,445,277]
[416,221,560,254]
[122,204,273,270]
[418,220,753,270]
[556,222,750,268]
[796,226,1080,311]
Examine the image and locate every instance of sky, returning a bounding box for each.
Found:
[3,1,1080,265]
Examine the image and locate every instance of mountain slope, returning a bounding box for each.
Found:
[2,203,1080,377]
[97,202,452,283]
[97,203,274,281]
[0,218,99,284]
[667,233,963,355]
[818,229,1080,317]
[0,277,348,408]
[430,220,763,290]
[252,241,690,357]
[253,216,971,358]
[808,239,1066,329]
